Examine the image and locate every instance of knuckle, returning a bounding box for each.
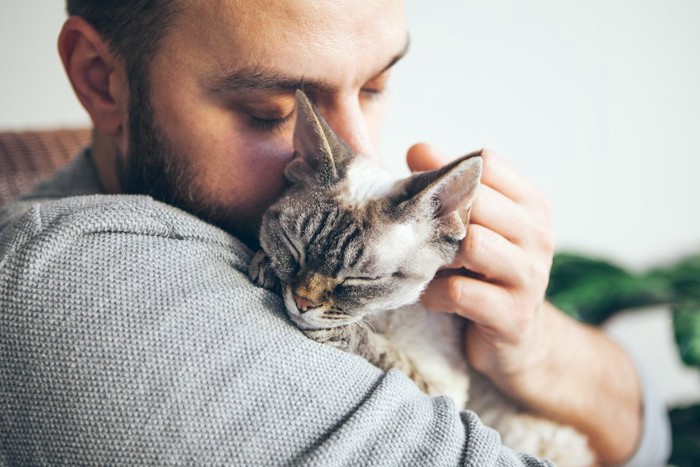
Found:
[465,224,482,256]
[514,261,531,288]
[526,190,553,224]
[445,275,465,308]
[543,232,556,254]
[539,195,553,219]
[480,148,493,160]
[513,312,530,335]
[546,230,557,252]
[510,298,533,335]
[480,149,496,174]
[532,262,550,290]
[471,190,486,215]
[532,223,556,254]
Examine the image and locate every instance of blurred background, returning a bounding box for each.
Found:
[1,0,699,461]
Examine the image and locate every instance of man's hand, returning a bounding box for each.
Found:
[407,143,555,379]
[406,143,643,465]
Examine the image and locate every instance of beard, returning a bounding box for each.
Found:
[116,71,259,247]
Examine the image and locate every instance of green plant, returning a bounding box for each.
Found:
[547,252,700,465]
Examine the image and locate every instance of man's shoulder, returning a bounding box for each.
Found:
[0,150,232,248]
[1,194,244,255]
[0,194,257,311]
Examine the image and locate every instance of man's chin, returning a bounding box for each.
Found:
[120,78,265,250]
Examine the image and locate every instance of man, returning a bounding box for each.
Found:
[0,1,669,465]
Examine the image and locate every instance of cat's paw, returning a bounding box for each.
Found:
[249,250,279,291]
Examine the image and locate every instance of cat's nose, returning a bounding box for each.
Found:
[293,294,321,313]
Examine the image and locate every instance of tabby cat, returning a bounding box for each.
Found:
[249,90,595,466]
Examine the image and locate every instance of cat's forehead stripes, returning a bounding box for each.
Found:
[287,196,381,277]
[301,205,337,247]
[301,203,364,275]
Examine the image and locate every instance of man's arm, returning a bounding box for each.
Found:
[0,195,551,466]
[407,144,669,465]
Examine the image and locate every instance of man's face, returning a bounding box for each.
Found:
[121,0,408,247]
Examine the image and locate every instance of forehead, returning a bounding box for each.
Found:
[163,0,407,88]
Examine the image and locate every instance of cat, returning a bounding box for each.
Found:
[249,90,595,466]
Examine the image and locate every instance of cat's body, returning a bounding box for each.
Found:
[250,90,595,466]
[368,305,592,466]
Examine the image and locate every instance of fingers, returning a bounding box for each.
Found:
[408,142,555,348]
[406,142,449,172]
[470,184,532,245]
[448,224,530,286]
[421,273,505,318]
[479,150,548,212]
[420,275,522,341]
[406,143,551,222]
[471,185,555,250]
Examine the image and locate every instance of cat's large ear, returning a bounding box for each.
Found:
[285,90,347,187]
[395,151,483,239]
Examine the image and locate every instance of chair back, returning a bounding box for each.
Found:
[0,128,91,206]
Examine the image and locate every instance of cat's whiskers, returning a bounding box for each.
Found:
[357,317,377,334]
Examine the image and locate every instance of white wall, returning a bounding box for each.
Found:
[0,2,89,128]
[1,1,699,405]
[383,0,700,271]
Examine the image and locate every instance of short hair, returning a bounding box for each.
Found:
[65,0,180,81]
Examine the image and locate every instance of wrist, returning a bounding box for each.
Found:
[523,304,643,464]
[466,300,561,394]
[468,302,643,464]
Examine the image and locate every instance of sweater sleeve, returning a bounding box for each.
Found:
[0,195,551,466]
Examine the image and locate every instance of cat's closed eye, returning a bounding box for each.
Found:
[341,276,384,286]
[340,270,407,286]
[280,228,304,264]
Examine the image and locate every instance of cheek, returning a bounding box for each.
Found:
[147,45,298,207]
[224,135,293,207]
[335,283,393,307]
[337,279,424,312]
[152,79,295,219]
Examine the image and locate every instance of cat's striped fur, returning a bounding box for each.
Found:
[250,90,595,466]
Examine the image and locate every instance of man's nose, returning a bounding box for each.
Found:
[318,97,374,158]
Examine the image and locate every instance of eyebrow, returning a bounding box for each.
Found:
[208,35,411,96]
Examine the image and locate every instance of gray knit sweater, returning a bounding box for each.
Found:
[0,152,668,466]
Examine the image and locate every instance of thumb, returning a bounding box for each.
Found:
[406,142,450,173]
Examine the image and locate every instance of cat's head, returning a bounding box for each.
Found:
[258,90,482,330]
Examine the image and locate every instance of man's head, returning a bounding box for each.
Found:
[59,0,408,246]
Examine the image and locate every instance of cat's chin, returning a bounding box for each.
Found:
[286,312,357,330]
[284,307,360,330]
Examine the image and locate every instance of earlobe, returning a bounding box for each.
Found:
[58,16,127,136]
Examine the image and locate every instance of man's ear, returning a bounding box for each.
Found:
[58,16,128,136]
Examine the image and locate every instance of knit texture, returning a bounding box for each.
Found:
[0,154,553,466]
